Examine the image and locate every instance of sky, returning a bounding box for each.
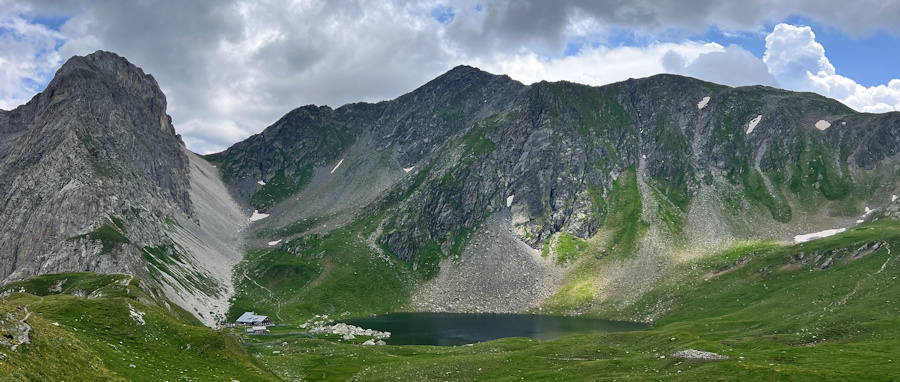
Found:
[1,1,899,154]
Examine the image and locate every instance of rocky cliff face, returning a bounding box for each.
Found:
[217,67,900,257]
[0,51,191,280]
[208,66,525,212]
[0,51,244,326]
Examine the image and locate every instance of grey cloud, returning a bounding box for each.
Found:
[662,45,779,88]
[451,0,900,54]
[9,0,899,153]
[47,0,458,152]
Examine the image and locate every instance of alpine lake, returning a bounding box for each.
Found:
[341,312,649,346]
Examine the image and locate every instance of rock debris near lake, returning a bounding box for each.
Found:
[302,317,390,343]
[412,210,564,313]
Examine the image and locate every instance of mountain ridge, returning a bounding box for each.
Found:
[3,50,900,323]
[211,63,900,314]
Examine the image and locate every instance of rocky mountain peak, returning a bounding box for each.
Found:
[45,50,180,141]
[0,50,193,284]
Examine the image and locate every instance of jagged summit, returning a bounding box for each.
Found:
[426,64,516,85]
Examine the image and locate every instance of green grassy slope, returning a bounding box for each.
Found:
[236,219,900,381]
[5,214,898,381]
[0,274,278,382]
[0,298,124,381]
[229,224,417,323]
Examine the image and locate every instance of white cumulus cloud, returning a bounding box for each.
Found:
[764,23,900,113]
[0,6,64,110]
[469,41,750,88]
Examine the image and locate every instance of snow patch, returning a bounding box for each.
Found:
[856,220,865,224]
[697,96,710,110]
[403,166,415,173]
[128,303,146,325]
[864,206,874,216]
[746,115,762,134]
[257,180,266,186]
[250,210,269,221]
[794,228,846,244]
[506,195,515,207]
[268,239,282,246]
[330,158,344,174]
[892,195,897,202]
[815,120,831,130]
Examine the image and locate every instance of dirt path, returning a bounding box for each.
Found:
[242,272,284,322]
[11,307,31,351]
[835,243,892,307]
[878,243,892,274]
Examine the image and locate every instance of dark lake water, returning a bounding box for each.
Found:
[341,312,648,346]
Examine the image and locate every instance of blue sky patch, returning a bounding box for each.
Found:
[431,5,455,24]
[563,42,580,56]
[814,28,900,88]
[32,15,69,32]
[694,26,766,58]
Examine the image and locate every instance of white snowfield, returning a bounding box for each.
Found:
[250,210,269,221]
[794,228,846,244]
[257,180,266,185]
[330,158,344,174]
[746,115,762,134]
[697,96,710,110]
[854,206,877,224]
[506,195,515,207]
[403,166,415,173]
[268,239,282,246]
[815,120,831,130]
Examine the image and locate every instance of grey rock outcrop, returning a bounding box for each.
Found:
[0,51,245,326]
[0,51,192,282]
